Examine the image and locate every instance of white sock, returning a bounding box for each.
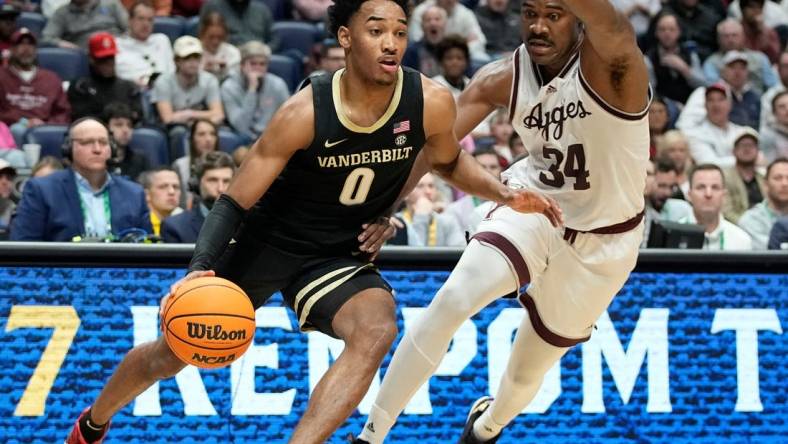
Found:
[486,317,569,427]
[359,333,439,443]
[472,408,505,441]
[358,404,395,444]
[360,242,517,442]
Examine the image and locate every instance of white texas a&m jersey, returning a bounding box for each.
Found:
[506,45,650,231]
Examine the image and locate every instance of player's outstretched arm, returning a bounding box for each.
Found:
[563,0,649,113]
[186,88,316,275]
[422,78,563,226]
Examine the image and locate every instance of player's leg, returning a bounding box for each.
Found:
[66,337,186,443]
[463,316,568,442]
[288,286,398,444]
[358,240,521,444]
[67,233,287,444]
[462,227,644,442]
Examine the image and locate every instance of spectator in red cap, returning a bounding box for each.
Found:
[0,28,71,155]
[68,32,142,121]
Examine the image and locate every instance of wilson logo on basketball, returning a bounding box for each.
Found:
[191,353,236,364]
[187,322,247,341]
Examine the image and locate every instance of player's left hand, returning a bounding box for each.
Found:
[359,216,402,261]
[506,189,564,227]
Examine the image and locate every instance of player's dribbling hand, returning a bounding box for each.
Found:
[160,270,217,319]
[359,216,402,261]
[506,189,564,227]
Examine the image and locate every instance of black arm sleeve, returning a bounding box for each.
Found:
[188,194,247,272]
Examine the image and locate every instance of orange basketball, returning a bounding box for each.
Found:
[162,276,255,369]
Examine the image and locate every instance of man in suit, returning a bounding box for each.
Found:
[161,151,234,243]
[10,117,151,241]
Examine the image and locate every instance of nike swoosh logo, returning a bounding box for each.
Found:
[324,138,348,148]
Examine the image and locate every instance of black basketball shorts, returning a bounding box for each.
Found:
[212,232,392,338]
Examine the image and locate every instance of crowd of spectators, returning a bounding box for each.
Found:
[0,0,786,251]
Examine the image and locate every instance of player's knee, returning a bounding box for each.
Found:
[431,283,476,321]
[354,320,398,362]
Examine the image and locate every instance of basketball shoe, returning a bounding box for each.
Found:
[457,396,501,444]
[65,407,110,444]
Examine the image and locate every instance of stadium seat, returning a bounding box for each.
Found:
[218,129,245,154]
[16,12,47,37]
[24,125,69,159]
[153,16,185,43]
[130,127,169,167]
[184,15,200,37]
[267,54,302,93]
[272,21,319,58]
[468,59,487,77]
[256,0,288,21]
[36,47,89,83]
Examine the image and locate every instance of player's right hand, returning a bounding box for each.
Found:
[161,270,216,318]
[506,189,564,227]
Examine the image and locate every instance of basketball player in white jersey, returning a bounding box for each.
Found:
[353,0,651,443]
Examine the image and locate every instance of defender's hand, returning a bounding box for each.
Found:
[506,189,564,227]
[160,270,216,319]
[359,217,401,261]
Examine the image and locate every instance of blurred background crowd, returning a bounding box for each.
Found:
[0,0,786,250]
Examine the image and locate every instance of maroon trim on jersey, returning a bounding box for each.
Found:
[519,292,591,347]
[563,210,645,245]
[530,50,579,88]
[508,47,521,123]
[558,51,580,78]
[578,68,651,121]
[531,59,544,87]
[471,231,530,287]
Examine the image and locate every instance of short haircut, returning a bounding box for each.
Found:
[102,102,135,124]
[138,166,178,189]
[740,0,766,9]
[772,90,788,110]
[239,40,272,62]
[327,0,409,38]
[766,157,788,179]
[129,0,153,17]
[655,156,677,174]
[320,38,342,58]
[194,151,236,180]
[689,163,725,187]
[435,34,469,63]
[472,146,498,158]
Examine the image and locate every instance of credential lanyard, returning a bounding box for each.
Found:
[78,190,112,239]
[403,209,437,247]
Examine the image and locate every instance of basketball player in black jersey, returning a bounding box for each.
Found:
[65,0,562,443]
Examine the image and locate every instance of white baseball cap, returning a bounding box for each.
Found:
[0,159,17,175]
[173,36,203,58]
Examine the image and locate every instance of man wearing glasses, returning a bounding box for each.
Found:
[10,117,152,241]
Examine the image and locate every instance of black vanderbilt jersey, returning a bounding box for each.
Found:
[247,67,427,255]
